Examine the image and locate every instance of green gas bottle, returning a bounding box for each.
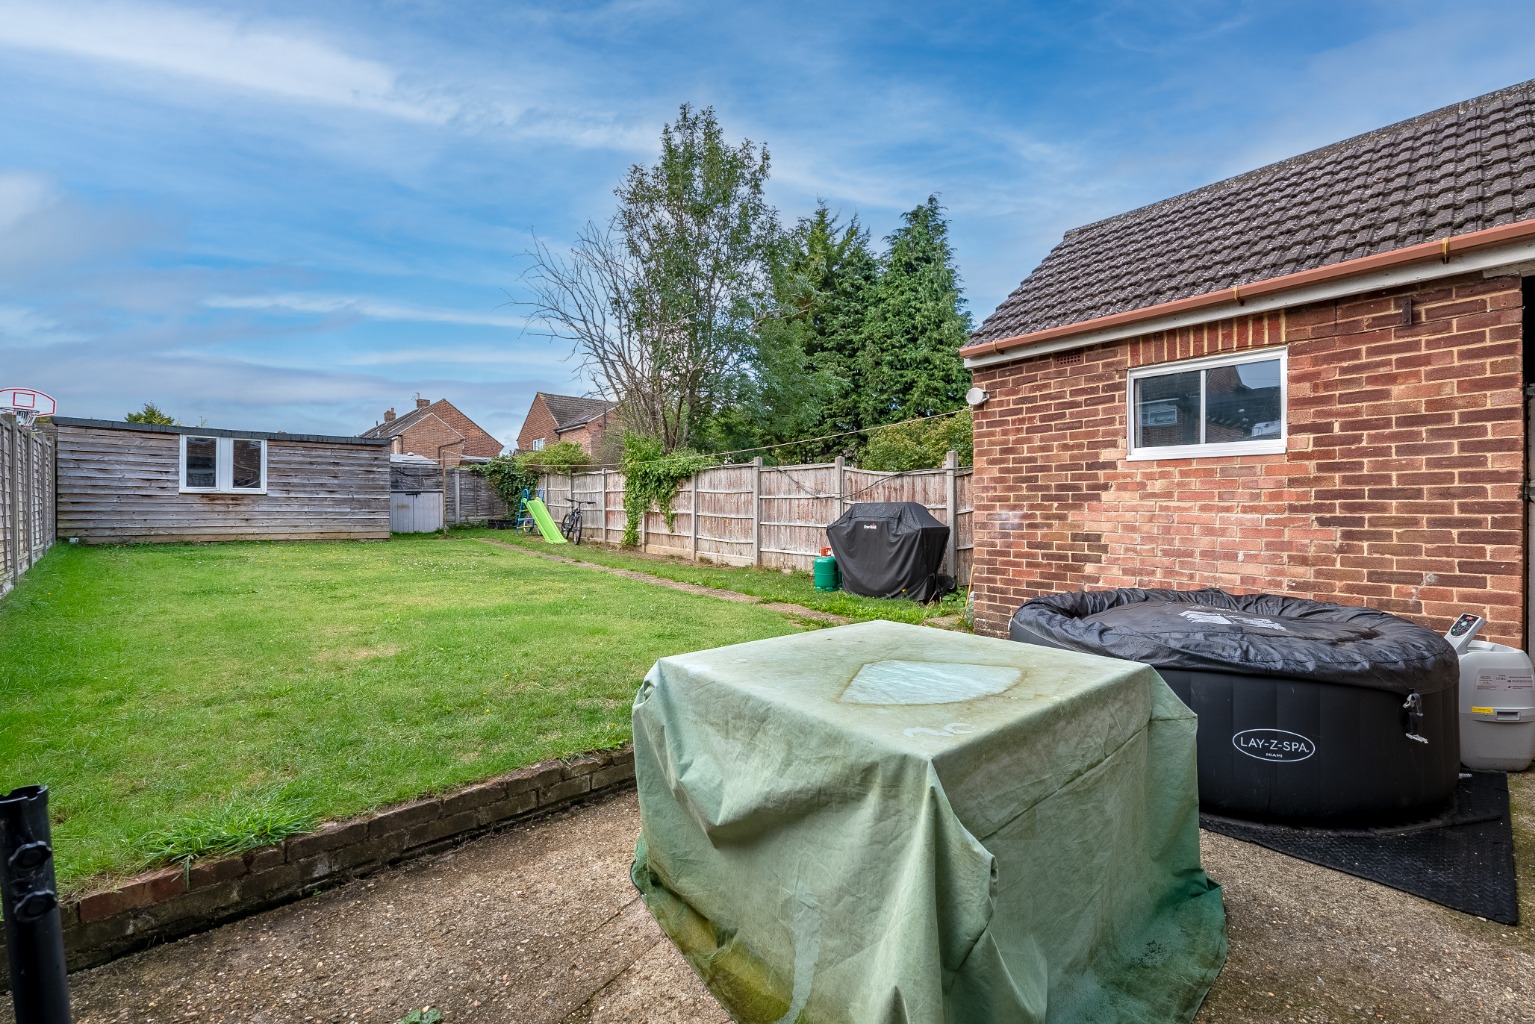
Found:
[813,547,840,591]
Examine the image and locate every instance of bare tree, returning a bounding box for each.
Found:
[518,223,671,442]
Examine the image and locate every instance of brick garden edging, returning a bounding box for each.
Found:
[1,746,635,983]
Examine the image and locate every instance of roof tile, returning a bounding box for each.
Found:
[974,79,1535,343]
[539,393,618,432]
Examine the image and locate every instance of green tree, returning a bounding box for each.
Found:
[785,206,878,455]
[125,402,176,424]
[523,104,779,453]
[860,196,972,426]
[515,440,593,474]
[693,210,863,455]
[860,408,972,472]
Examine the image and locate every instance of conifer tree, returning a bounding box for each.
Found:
[860,196,972,425]
[793,206,877,446]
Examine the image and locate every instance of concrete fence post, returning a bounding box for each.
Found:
[690,469,699,560]
[750,457,763,567]
[944,449,958,576]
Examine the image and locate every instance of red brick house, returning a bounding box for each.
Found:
[360,397,504,466]
[516,392,618,457]
[964,81,1535,648]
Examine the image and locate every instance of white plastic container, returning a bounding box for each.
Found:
[1458,639,1535,771]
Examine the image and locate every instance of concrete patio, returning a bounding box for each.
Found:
[7,783,1532,1024]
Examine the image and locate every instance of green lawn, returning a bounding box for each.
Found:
[461,527,968,624]
[0,537,801,891]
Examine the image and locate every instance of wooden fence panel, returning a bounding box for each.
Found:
[759,463,839,571]
[694,464,754,566]
[1,417,56,596]
[444,468,507,525]
[541,456,973,583]
[954,469,974,585]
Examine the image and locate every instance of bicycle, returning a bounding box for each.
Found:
[559,499,598,545]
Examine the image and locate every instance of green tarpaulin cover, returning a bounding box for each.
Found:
[631,620,1226,1024]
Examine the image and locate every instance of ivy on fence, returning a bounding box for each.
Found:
[473,441,592,509]
[618,436,715,547]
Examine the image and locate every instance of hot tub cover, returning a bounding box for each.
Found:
[1011,588,1456,695]
[825,502,952,603]
[631,620,1227,1023]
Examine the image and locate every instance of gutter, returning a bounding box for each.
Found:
[962,218,1535,369]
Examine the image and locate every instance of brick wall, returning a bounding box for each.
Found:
[517,395,559,453]
[0,748,635,980]
[557,419,609,457]
[397,401,502,465]
[515,398,612,457]
[970,273,1526,646]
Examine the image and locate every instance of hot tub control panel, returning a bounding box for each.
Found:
[1445,613,1486,654]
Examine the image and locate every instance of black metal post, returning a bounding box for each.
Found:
[1,785,72,1024]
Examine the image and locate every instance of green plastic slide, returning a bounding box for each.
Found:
[526,498,567,544]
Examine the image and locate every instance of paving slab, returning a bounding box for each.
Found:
[5,780,1531,1024]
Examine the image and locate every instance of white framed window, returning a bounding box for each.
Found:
[532,437,545,451]
[180,435,267,493]
[1127,348,1286,460]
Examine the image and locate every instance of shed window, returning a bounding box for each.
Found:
[1127,349,1286,460]
[180,435,267,493]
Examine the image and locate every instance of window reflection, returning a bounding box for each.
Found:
[185,437,217,488]
[1131,357,1283,451]
[232,439,263,489]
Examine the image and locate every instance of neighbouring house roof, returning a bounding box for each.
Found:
[540,393,617,433]
[360,406,439,439]
[972,79,1535,346]
[52,417,388,446]
[360,399,502,452]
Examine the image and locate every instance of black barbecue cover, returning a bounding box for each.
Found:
[1011,587,1456,694]
[826,502,953,603]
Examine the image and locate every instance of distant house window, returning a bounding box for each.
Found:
[1127,349,1286,460]
[180,435,267,493]
[532,437,545,451]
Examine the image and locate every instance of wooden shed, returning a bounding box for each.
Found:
[52,418,391,543]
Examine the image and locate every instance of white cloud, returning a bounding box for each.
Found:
[0,171,164,279]
[0,1,662,156]
[0,0,452,122]
[203,293,525,329]
[0,171,55,231]
[340,345,573,371]
[0,304,84,345]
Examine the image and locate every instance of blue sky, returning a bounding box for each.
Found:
[2,0,1534,445]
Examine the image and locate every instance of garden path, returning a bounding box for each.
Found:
[475,537,850,625]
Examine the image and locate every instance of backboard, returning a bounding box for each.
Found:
[0,387,57,428]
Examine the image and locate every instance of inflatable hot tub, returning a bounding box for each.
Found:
[1010,588,1460,823]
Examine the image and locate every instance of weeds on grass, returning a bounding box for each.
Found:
[133,796,318,868]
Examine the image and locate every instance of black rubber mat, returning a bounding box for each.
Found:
[1200,772,1520,925]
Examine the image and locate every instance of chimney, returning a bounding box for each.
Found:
[384,407,396,422]
[415,395,430,409]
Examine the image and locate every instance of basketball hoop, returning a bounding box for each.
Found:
[0,387,57,430]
